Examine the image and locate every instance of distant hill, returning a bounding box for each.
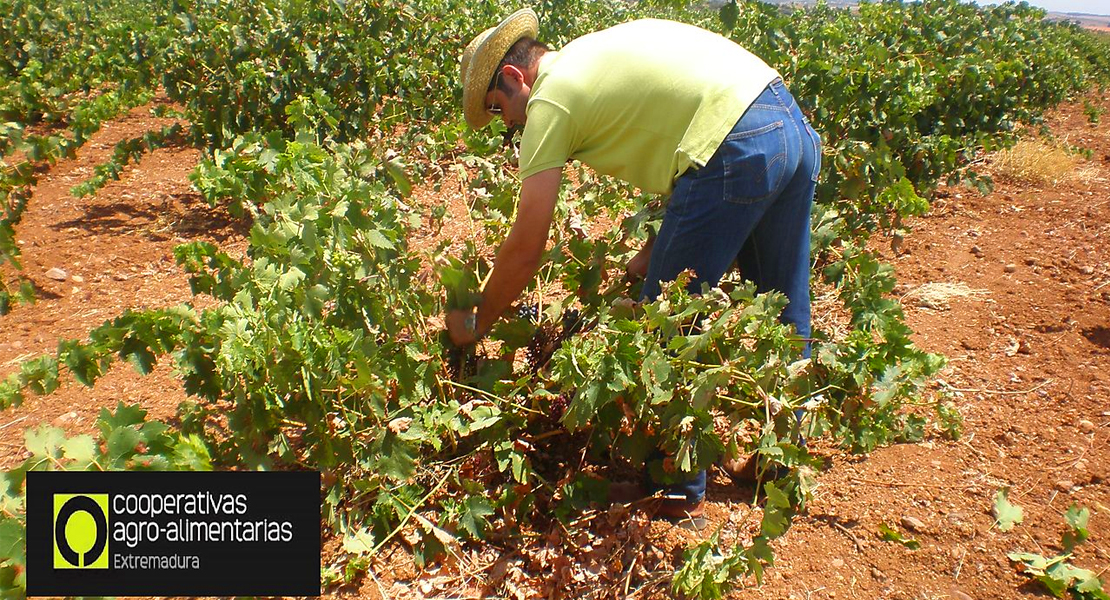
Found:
[745,1,1109,29]
[1047,12,1110,31]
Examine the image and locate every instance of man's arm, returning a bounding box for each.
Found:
[446,167,562,346]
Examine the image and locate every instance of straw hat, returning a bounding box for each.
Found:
[460,8,539,129]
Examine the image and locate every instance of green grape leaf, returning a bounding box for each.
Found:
[1062,504,1090,551]
[0,518,25,591]
[373,434,416,482]
[278,266,306,291]
[1074,572,1109,599]
[341,526,377,555]
[490,318,536,349]
[25,425,66,460]
[993,488,1023,532]
[62,435,99,469]
[458,497,495,540]
[106,427,143,461]
[385,157,412,198]
[719,0,739,31]
[878,523,920,549]
[760,482,792,538]
[362,229,394,250]
[98,402,147,435]
[0,518,25,564]
[20,356,59,396]
[59,340,104,387]
[172,435,213,471]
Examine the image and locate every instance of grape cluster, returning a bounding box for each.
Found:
[524,323,559,371]
[522,306,592,372]
[515,302,540,324]
[549,392,570,419]
[445,345,479,381]
[560,308,583,336]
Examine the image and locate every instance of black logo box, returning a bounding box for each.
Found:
[27,471,320,597]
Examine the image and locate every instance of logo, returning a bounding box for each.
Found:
[53,494,109,569]
[29,472,319,596]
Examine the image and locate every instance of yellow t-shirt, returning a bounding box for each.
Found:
[518,19,780,195]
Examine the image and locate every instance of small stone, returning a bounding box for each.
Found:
[1079,420,1096,434]
[970,245,983,256]
[901,515,927,533]
[871,567,885,580]
[52,411,79,426]
[1055,480,1075,492]
[45,267,67,281]
[1025,257,1037,266]
[831,558,845,568]
[1079,266,1095,275]
[71,274,84,283]
[950,590,973,600]
[1004,264,1017,273]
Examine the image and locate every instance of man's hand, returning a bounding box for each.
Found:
[441,167,562,343]
[446,308,479,347]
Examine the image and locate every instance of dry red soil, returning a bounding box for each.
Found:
[1,90,1108,599]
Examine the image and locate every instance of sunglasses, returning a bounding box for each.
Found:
[486,71,503,116]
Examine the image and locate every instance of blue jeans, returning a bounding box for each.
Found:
[640,79,821,503]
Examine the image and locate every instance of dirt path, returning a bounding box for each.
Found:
[2,92,1108,599]
[0,102,246,469]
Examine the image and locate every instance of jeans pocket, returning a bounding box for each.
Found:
[721,119,787,205]
[806,122,822,183]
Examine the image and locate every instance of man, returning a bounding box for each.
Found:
[447,9,821,524]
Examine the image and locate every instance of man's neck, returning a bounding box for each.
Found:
[528,51,558,85]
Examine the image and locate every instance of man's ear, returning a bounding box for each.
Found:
[501,64,526,89]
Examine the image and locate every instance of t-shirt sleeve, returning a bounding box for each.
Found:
[518,99,577,180]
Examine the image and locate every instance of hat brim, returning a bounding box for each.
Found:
[460,9,539,129]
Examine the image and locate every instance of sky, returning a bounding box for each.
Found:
[973,0,1110,16]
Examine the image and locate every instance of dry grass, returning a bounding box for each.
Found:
[987,139,1100,187]
[901,282,989,310]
